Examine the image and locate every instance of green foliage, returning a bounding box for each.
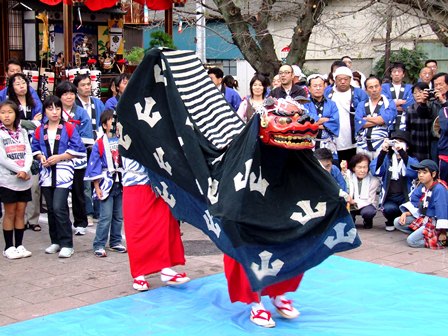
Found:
[124,47,145,65]
[98,40,107,55]
[373,47,427,83]
[149,31,176,50]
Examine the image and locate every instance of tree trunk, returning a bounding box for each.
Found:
[287,0,327,67]
[214,0,280,77]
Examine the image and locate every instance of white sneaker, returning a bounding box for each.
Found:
[385,226,395,232]
[109,244,127,253]
[58,247,74,258]
[74,227,86,235]
[3,246,22,260]
[45,244,61,254]
[16,245,32,258]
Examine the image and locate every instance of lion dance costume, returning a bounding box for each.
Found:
[117,49,361,327]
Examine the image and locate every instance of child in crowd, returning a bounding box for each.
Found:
[315,148,347,193]
[394,159,448,249]
[370,131,418,231]
[343,154,380,229]
[0,100,33,259]
[85,110,126,257]
[31,96,86,258]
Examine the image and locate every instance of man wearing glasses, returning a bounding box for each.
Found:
[270,64,307,99]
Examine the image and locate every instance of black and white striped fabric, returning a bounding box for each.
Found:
[163,50,244,149]
[117,48,361,291]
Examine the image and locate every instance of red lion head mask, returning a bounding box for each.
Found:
[259,96,319,150]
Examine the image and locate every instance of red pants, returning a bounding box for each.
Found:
[224,254,304,304]
[123,185,186,278]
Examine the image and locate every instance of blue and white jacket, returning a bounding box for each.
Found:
[62,105,93,169]
[76,96,105,139]
[121,157,150,187]
[305,97,340,149]
[381,83,414,111]
[355,95,397,152]
[85,135,122,200]
[399,182,448,229]
[370,150,419,206]
[31,121,86,188]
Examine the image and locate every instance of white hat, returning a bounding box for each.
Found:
[292,65,304,78]
[333,66,352,78]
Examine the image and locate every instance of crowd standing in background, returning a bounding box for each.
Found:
[0,56,447,313]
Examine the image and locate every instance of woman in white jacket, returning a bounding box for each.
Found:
[0,100,33,259]
[343,153,380,229]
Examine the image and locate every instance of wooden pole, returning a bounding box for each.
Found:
[63,3,73,67]
[165,7,173,37]
[0,0,9,74]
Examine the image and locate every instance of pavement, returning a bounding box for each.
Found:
[0,211,447,327]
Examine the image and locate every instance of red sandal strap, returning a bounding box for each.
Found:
[252,309,272,321]
[161,272,187,282]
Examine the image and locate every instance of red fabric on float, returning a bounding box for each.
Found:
[39,0,63,5]
[134,0,173,10]
[39,0,175,11]
[84,0,118,11]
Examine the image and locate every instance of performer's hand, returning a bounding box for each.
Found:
[33,113,42,121]
[382,139,390,151]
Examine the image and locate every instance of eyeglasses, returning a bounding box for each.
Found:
[278,71,292,75]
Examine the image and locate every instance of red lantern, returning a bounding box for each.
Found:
[39,1,117,11]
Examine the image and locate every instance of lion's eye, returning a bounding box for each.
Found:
[277,117,292,125]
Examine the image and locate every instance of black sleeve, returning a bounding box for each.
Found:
[397,148,408,165]
[375,150,387,170]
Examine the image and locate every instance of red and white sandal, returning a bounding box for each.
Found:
[133,278,150,291]
[250,306,276,328]
[160,268,190,286]
[271,296,300,319]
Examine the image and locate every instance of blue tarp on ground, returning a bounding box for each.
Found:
[1,256,446,336]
